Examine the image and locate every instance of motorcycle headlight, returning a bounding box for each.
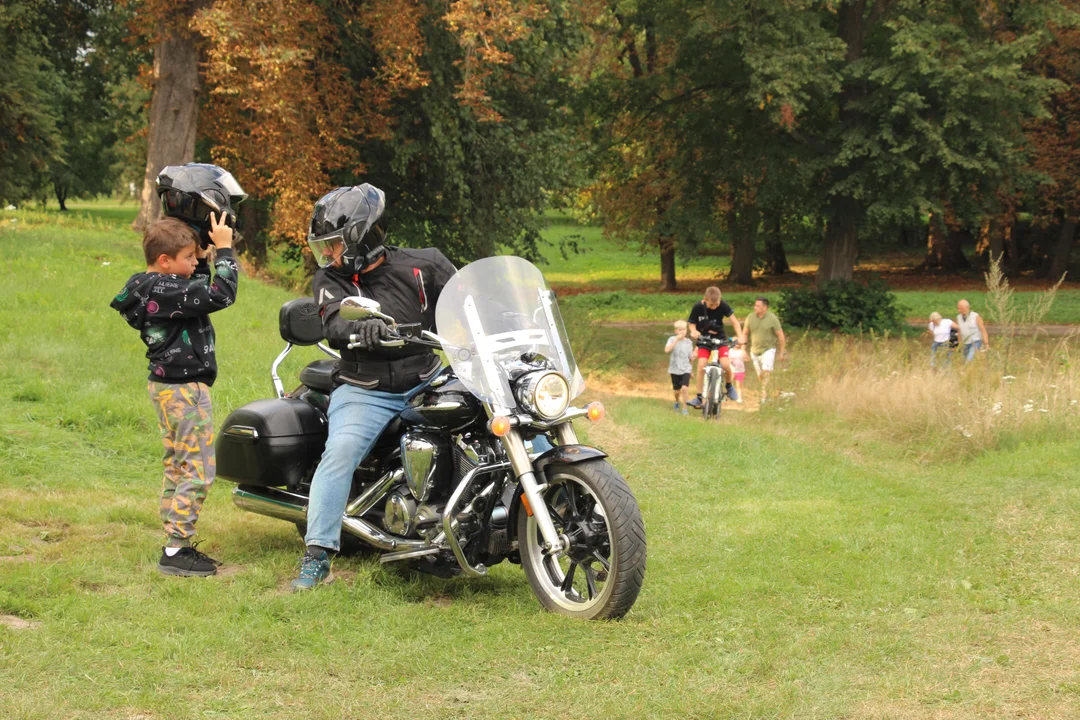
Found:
[517,371,570,420]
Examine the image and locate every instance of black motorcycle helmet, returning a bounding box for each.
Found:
[307,184,387,274]
[156,163,247,247]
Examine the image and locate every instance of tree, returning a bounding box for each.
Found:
[132,0,206,231]
[193,0,575,266]
[1025,4,1080,281]
[0,2,62,204]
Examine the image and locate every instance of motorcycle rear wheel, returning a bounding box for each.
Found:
[518,459,645,620]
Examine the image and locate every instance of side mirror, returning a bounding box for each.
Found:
[340,296,396,325]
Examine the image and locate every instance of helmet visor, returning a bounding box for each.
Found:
[161,189,212,225]
[308,232,347,268]
[216,170,248,203]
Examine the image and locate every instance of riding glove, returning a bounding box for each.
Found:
[349,319,390,350]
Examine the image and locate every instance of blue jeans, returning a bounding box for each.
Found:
[963,340,982,362]
[304,382,428,551]
[930,342,953,368]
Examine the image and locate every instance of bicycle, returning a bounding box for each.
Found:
[696,335,738,420]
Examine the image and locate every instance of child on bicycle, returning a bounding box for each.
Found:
[664,320,694,415]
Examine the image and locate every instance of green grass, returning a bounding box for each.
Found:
[2,213,1080,718]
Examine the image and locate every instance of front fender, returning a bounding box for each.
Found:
[507,445,608,536]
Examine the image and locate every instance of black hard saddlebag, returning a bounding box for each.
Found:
[216,398,327,488]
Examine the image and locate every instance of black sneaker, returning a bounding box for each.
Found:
[158,543,220,577]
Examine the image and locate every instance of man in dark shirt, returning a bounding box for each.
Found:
[686,286,743,408]
[293,184,457,590]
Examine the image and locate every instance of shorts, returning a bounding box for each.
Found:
[733,371,745,383]
[697,345,730,360]
[670,372,691,390]
[752,348,776,373]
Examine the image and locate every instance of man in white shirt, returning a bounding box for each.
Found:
[956,299,990,362]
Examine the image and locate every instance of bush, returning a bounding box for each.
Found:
[777,278,906,334]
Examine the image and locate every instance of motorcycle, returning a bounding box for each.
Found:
[216,256,646,619]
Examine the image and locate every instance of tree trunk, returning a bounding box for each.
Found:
[728,209,756,286]
[659,235,676,291]
[976,216,1006,268]
[763,217,790,275]
[919,212,969,271]
[818,196,859,282]
[1049,214,1077,282]
[54,183,68,211]
[238,200,269,266]
[133,10,202,232]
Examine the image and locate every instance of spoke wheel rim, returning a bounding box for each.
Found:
[524,474,615,612]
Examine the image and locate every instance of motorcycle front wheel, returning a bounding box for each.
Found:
[518,459,646,619]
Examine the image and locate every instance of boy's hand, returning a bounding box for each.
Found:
[208,212,234,249]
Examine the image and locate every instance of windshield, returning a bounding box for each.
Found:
[435,256,586,411]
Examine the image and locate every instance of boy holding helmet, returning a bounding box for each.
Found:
[110,163,246,577]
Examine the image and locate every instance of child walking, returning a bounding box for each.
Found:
[110,164,245,576]
[729,342,747,404]
[665,320,694,415]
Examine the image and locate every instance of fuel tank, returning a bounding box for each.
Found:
[399,378,481,430]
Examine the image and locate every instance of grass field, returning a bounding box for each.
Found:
[2,211,1079,718]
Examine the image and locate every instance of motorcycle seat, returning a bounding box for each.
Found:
[299,359,336,394]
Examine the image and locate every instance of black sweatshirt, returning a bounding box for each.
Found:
[314,246,456,389]
[110,249,239,386]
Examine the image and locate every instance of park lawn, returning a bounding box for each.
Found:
[2,212,1080,719]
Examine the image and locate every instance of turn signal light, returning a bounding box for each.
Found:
[586,402,605,422]
[489,415,512,437]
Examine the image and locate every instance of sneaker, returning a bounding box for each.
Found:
[726,384,738,402]
[760,396,767,406]
[687,395,703,409]
[158,543,220,577]
[681,408,689,415]
[673,402,681,412]
[291,549,331,592]
[736,396,743,404]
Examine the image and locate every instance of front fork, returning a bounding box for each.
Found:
[500,422,579,555]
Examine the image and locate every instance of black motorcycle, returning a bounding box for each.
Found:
[216,256,646,619]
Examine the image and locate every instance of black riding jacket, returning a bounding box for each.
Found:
[313,246,457,392]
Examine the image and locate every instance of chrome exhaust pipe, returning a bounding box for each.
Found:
[342,516,427,551]
[232,485,427,551]
[233,485,308,523]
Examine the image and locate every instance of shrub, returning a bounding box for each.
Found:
[778,278,906,334]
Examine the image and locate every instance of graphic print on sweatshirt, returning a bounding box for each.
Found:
[110,249,239,386]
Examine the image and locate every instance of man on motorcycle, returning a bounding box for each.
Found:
[293,184,457,590]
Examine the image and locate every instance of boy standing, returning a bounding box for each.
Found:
[665,320,694,414]
[111,210,239,576]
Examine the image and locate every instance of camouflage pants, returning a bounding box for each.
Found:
[148,381,215,548]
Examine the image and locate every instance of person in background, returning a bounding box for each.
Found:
[686,286,743,408]
[742,296,786,406]
[956,299,990,362]
[927,311,958,368]
[665,320,694,415]
[728,342,748,404]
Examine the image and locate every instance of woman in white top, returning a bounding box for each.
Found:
[927,312,957,368]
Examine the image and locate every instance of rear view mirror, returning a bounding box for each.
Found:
[340,296,396,325]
